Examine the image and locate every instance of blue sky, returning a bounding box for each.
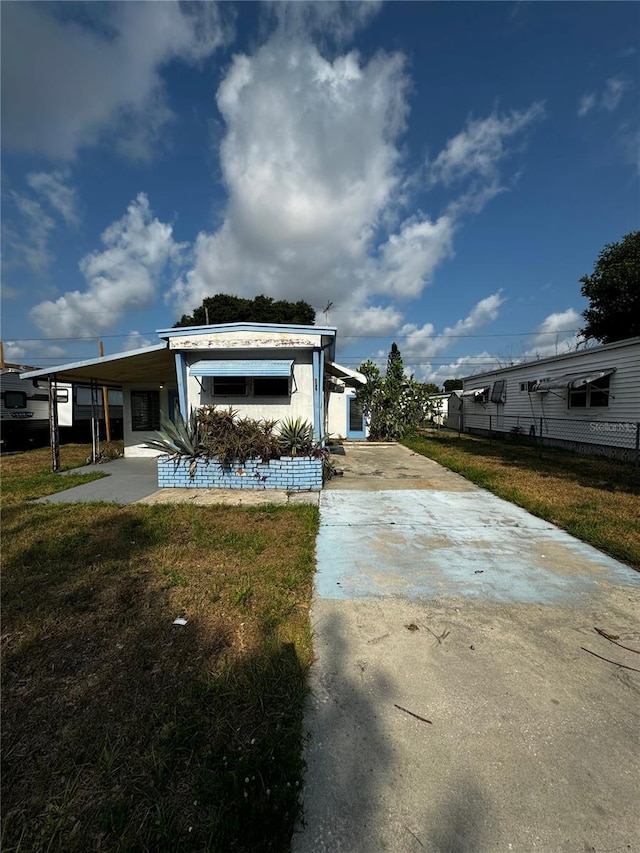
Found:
[1,1,638,384]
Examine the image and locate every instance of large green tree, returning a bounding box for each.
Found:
[443,378,463,393]
[580,231,640,343]
[356,343,434,441]
[174,294,316,327]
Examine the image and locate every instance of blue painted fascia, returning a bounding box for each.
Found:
[157,322,337,340]
[174,353,188,421]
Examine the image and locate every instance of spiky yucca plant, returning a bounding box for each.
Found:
[278,417,315,457]
[144,409,205,477]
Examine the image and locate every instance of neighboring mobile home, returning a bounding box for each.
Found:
[460,336,640,459]
[21,323,366,457]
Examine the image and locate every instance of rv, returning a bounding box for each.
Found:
[0,369,72,449]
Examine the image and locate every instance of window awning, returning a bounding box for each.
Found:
[460,387,488,398]
[534,368,614,392]
[188,359,294,378]
[325,361,367,387]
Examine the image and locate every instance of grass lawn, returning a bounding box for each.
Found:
[1,446,319,852]
[404,431,640,570]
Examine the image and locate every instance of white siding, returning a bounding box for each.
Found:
[462,339,640,449]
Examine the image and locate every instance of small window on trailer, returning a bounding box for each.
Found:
[4,391,27,409]
[53,387,69,403]
[520,381,537,392]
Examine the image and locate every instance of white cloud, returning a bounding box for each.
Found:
[602,75,632,111]
[521,308,583,359]
[27,170,78,225]
[419,307,583,385]
[427,104,545,188]
[577,93,596,117]
[578,75,633,118]
[172,33,540,339]
[396,292,504,378]
[1,2,231,160]
[30,193,185,339]
[269,1,382,46]
[5,193,56,273]
[2,340,66,364]
[123,331,155,351]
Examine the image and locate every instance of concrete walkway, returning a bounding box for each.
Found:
[294,443,640,853]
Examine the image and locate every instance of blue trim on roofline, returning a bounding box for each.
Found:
[157,322,337,339]
[20,343,168,380]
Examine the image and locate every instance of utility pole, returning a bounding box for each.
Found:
[99,341,112,442]
[0,341,5,369]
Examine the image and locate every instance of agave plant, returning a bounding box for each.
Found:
[144,408,205,477]
[278,417,315,457]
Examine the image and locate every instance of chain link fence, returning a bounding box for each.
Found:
[438,411,640,470]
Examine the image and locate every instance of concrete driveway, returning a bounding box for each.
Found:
[295,443,640,853]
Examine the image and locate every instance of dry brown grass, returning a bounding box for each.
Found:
[1,447,318,852]
[404,431,640,569]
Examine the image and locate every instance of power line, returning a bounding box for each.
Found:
[3,329,582,343]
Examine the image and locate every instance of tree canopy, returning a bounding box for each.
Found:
[174,294,316,327]
[443,378,463,393]
[356,343,434,441]
[580,231,640,344]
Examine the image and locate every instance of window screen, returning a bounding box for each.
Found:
[212,376,247,396]
[569,375,610,409]
[131,390,160,431]
[253,376,289,396]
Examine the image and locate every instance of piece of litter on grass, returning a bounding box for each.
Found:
[173,617,188,626]
[474,570,484,574]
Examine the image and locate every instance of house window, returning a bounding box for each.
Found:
[569,375,610,409]
[131,390,161,431]
[520,381,537,392]
[253,376,289,396]
[211,376,247,396]
[4,391,27,409]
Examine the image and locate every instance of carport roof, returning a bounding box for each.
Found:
[20,343,175,385]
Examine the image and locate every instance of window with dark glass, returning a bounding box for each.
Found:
[569,374,610,409]
[131,390,160,431]
[4,391,27,409]
[53,388,69,403]
[212,376,247,396]
[253,376,289,396]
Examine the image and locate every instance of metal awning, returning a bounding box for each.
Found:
[20,343,174,385]
[460,387,488,397]
[188,359,294,378]
[534,368,615,392]
[325,361,367,387]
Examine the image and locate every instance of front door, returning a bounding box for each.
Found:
[347,395,366,439]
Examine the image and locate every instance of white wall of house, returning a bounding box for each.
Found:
[185,350,315,427]
[461,338,640,448]
[327,385,349,438]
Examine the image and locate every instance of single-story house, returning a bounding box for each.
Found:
[21,323,368,461]
[459,336,640,459]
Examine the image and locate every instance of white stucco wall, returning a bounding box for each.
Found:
[184,350,315,428]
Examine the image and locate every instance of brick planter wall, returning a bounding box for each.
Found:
[157,456,323,491]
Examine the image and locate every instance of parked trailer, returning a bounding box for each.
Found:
[0,370,72,449]
[67,384,124,442]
